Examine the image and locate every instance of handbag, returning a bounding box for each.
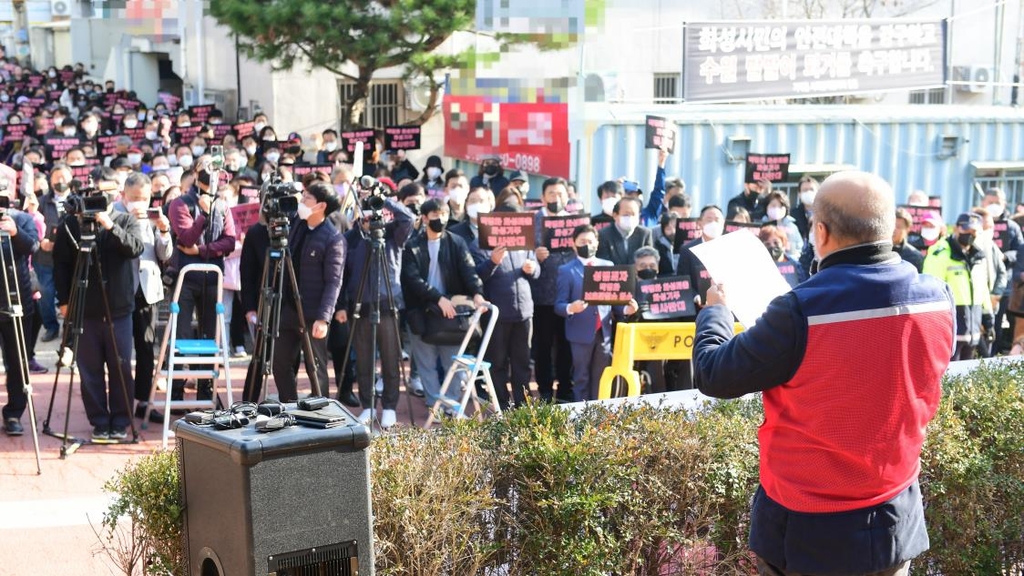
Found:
[421,303,479,346]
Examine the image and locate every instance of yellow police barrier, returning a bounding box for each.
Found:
[597,321,746,399]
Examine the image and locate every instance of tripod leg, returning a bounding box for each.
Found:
[243,251,277,402]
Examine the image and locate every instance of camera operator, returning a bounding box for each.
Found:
[270,181,345,402]
[338,180,414,427]
[0,176,39,436]
[113,172,172,423]
[167,155,237,402]
[53,180,144,440]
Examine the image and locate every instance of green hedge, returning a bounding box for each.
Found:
[103,362,1024,575]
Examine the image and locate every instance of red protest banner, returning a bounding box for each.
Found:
[478,212,537,250]
[445,95,570,177]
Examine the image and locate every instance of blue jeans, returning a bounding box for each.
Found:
[35,262,59,332]
[408,333,463,408]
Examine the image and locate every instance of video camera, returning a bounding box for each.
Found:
[357,175,390,214]
[260,175,299,244]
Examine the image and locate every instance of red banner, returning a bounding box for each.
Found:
[444,96,570,178]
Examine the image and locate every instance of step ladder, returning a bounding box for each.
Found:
[423,303,502,427]
[143,263,234,448]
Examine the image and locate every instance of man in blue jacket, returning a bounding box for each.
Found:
[555,224,637,402]
[694,171,955,576]
[271,181,344,402]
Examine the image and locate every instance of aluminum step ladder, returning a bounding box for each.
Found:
[423,303,502,427]
[143,264,234,448]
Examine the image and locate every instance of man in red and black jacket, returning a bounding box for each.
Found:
[694,171,955,576]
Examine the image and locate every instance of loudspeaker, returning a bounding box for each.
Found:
[175,410,374,576]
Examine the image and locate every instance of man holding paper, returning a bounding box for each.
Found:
[693,171,955,576]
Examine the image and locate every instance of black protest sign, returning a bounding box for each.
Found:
[524,198,544,211]
[44,136,81,163]
[291,164,333,179]
[189,104,215,124]
[158,91,181,112]
[174,124,202,143]
[583,265,636,305]
[478,212,537,250]
[70,164,93,182]
[673,217,703,251]
[211,123,234,144]
[542,213,592,252]
[638,275,696,319]
[776,260,802,288]
[644,115,676,154]
[384,125,421,150]
[124,127,147,142]
[341,128,376,154]
[744,152,790,184]
[117,97,142,111]
[725,221,762,236]
[2,124,28,145]
[994,219,1014,251]
[97,134,123,157]
[233,121,255,140]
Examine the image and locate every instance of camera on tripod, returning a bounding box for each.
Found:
[260,175,299,244]
[356,175,392,237]
[74,188,109,243]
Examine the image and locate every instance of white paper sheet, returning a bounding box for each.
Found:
[689,231,793,328]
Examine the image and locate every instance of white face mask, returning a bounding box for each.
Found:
[124,118,138,129]
[266,152,281,164]
[617,215,639,234]
[920,226,941,242]
[767,206,786,221]
[116,172,128,186]
[245,145,257,156]
[254,122,266,133]
[128,153,142,165]
[977,228,995,245]
[799,190,816,207]
[152,163,169,171]
[447,186,468,205]
[426,166,442,180]
[178,155,193,169]
[985,203,1004,219]
[702,220,724,240]
[167,155,178,167]
[145,130,158,140]
[63,128,76,137]
[602,196,618,215]
[127,200,148,214]
[191,145,206,157]
[466,203,490,221]
[296,202,313,221]
[324,140,337,152]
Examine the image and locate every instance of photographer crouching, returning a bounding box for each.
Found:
[0,176,39,436]
[53,178,144,441]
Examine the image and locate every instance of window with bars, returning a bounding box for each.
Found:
[654,74,679,104]
[338,81,402,128]
[908,88,946,105]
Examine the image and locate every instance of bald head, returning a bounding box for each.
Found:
[813,171,896,254]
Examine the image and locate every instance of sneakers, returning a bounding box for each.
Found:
[91,426,109,440]
[232,345,247,358]
[108,427,128,441]
[357,408,375,424]
[408,376,425,398]
[3,417,23,436]
[40,328,59,343]
[27,359,48,374]
[380,409,397,429]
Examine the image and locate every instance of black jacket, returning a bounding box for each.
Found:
[596,224,653,266]
[281,220,345,324]
[54,210,144,319]
[239,222,270,315]
[401,230,483,312]
[894,239,924,272]
[726,190,767,221]
[0,209,38,317]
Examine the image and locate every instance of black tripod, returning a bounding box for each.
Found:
[42,216,138,457]
[339,214,413,424]
[242,219,322,402]
[0,224,41,473]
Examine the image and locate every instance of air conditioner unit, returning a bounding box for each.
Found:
[404,79,444,112]
[50,0,71,17]
[955,66,991,93]
[969,67,992,92]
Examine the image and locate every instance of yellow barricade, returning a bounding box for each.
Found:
[597,321,745,399]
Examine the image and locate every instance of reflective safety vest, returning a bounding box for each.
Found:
[923,237,987,343]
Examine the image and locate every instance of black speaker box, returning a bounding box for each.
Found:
[174,409,374,576]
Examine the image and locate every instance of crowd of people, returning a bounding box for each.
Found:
[0,53,1018,440]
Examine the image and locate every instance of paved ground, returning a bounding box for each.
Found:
[0,327,444,575]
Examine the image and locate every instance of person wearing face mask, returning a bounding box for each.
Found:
[469,156,509,195]
[677,205,725,308]
[264,181,344,403]
[596,196,653,266]
[420,155,445,196]
[125,147,144,169]
[531,177,578,403]
[167,157,238,403]
[591,180,623,232]
[316,129,339,164]
[449,186,492,245]
[53,180,145,441]
[443,170,470,226]
[224,147,257,181]
[623,246,681,393]
[112,172,172,423]
[760,225,807,288]
[401,198,487,419]
[969,206,1008,358]
[654,212,679,276]
[761,191,804,261]
[726,178,771,221]
[980,187,1024,353]
[555,224,639,402]
[36,164,76,342]
[922,212,990,360]
[792,175,818,240]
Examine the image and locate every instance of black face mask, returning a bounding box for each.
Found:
[286,145,301,155]
[637,268,657,280]
[197,171,211,186]
[768,246,784,261]
[483,164,500,177]
[546,200,563,214]
[406,202,421,216]
[576,244,594,259]
[53,182,69,193]
[957,233,974,248]
[428,218,445,233]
